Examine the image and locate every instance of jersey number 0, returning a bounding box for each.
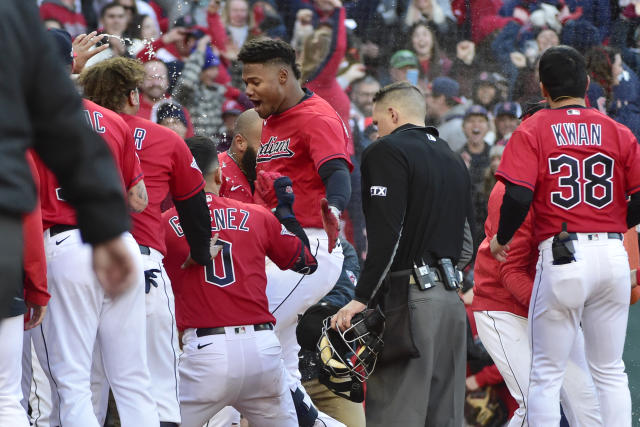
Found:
[204,239,236,287]
[548,153,614,210]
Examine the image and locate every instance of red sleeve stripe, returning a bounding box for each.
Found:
[495,170,535,191]
[173,179,206,201]
[127,173,144,190]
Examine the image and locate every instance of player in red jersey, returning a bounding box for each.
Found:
[31,97,159,427]
[163,136,317,427]
[78,57,212,427]
[237,38,352,427]
[218,109,262,204]
[490,45,640,426]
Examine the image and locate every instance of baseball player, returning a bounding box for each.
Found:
[238,38,351,425]
[78,57,212,427]
[31,97,158,427]
[473,180,602,426]
[218,110,262,204]
[163,136,318,427]
[490,45,640,426]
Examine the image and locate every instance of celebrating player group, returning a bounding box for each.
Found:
[8,8,640,426]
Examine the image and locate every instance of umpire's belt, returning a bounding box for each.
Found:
[49,224,78,237]
[564,232,623,242]
[389,267,443,285]
[196,323,274,337]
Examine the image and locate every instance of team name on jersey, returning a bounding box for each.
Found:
[210,208,250,232]
[257,136,294,163]
[551,123,601,147]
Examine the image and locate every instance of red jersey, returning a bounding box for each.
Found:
[121,114,205,255]
[36,100,143,230]
[256,91,352,228]
[39,2,87,38]
[218,151,254,203]
[163,193,304,329]
[496,106,640,242]
[472,181,535,317]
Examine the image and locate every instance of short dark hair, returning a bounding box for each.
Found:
[372,81,422,104]
[185,136,218,175]
[237,38,301,80]
[538,45,588,101]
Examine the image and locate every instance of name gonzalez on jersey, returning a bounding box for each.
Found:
[257,136,295,163]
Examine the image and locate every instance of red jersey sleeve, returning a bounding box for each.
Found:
[169,136,206,200]
[474,364,505,387]
[263,211,304,270]
[121,131,144,190]
[23,153,49,307]
[495,128,539,191]
[306,115,353,172]
[622,128,640,195]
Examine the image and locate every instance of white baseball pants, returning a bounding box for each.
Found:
[0,314,30,427]
[36,229,158,427]
[527,233,631,426]
[22,329,53,427]
[179,326,297,427]
[474,310,601,426]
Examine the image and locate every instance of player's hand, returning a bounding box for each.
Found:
[274,176,295,208]
[490,235,510,262]
[321,198,340,253]
[182,233,221,269]
[72,32,109,74]
[331,299,366,331]
[255,170,282,208]
[466,375,480,391]
[24,301,47,330]
[93,236,137,296]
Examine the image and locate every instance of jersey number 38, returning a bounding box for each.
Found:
[548,153,614,210]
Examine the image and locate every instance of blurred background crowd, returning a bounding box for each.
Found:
[37,0,640,424]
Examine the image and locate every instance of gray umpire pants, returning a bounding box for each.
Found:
[366,283,467,427]
[0,212,24,319]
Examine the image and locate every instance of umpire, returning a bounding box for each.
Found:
[333,81,472,426]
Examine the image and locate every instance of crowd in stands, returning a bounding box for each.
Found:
[38,0,640,423]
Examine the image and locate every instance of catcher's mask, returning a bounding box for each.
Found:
[317,307,385,402]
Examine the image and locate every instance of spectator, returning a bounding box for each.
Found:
[222,0,251,57]
[350,75,380,136]
[156,101,189,139]
[472,71,502,113]
[85,2,130,68]
[137,59,195,137]
[124,14,160,56]
[402,0,455,49]
[117,0,160,31]
[458,105,491,246]
[39,0,87,38]
[408,21,451,81]
[215,99,245,152]
[172,35,226,138]
[388,49,420,84]
[493,101,521,145]
[482,144,505,202]
[425,76,468,151]
[449,40,496,98]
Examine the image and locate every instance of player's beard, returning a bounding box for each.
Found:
[242,145,258,183]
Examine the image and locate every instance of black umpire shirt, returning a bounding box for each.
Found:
[354,124,472,304]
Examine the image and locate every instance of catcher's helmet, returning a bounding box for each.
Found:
[317,307,385,402]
